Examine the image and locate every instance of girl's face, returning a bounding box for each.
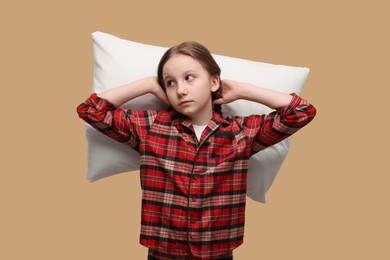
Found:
[162,54,219,125]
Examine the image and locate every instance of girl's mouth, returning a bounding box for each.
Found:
[179,100,192,106]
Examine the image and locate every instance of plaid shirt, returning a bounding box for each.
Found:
[77,93,316,259]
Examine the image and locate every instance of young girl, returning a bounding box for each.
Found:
[77,41,316,259]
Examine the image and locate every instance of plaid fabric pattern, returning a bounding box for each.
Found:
[77,93,316,259]
[148,249,233,259]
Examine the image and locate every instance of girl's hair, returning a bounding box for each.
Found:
[157,41,223,114]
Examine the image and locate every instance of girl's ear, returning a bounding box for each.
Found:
[210,75,220,92]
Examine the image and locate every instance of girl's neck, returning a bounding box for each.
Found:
[190,115,212,126]
[189,104,213,125]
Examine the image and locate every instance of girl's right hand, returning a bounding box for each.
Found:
[147,77,170,105]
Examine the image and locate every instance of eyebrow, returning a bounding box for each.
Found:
[163,70,197,81]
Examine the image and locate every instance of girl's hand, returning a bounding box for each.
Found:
[147,77,170,105]
[213,79,240,105]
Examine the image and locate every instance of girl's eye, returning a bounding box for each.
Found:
[166,80,175,87]
[186,75,195,81]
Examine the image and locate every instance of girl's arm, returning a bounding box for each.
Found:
[213,80,292,108]
[77,77,168,149]
[97,77,169,107]
[214,80,316,153]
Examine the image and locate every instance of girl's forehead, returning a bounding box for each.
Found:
[163,54,204,75]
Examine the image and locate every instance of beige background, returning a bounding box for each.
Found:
[1,0,389,259]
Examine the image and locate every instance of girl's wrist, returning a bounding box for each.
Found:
[146,77,160,94]
[135,77,157,94]
[235,82,255,101]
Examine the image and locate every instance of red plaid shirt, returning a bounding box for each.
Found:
[77,93,316,259]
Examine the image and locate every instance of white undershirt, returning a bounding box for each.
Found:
[192,125,207,141]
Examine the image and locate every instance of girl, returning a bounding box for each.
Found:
[77,41,316,259]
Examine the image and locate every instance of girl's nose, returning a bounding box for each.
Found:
[176,82,188,96]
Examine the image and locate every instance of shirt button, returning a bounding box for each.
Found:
[193,174,199,180]
[192,195,197,202]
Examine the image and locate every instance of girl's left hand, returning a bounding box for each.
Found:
[213,79,240,105]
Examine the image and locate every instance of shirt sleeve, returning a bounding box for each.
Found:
[76,93,157,151]
[240,93,317,155]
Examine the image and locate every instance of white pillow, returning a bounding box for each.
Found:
[85,31,310,203]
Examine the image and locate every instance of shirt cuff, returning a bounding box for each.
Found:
[86,93,116,111]
[276,93,302,116]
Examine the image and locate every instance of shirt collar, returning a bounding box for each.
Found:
[168,106,229,129]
